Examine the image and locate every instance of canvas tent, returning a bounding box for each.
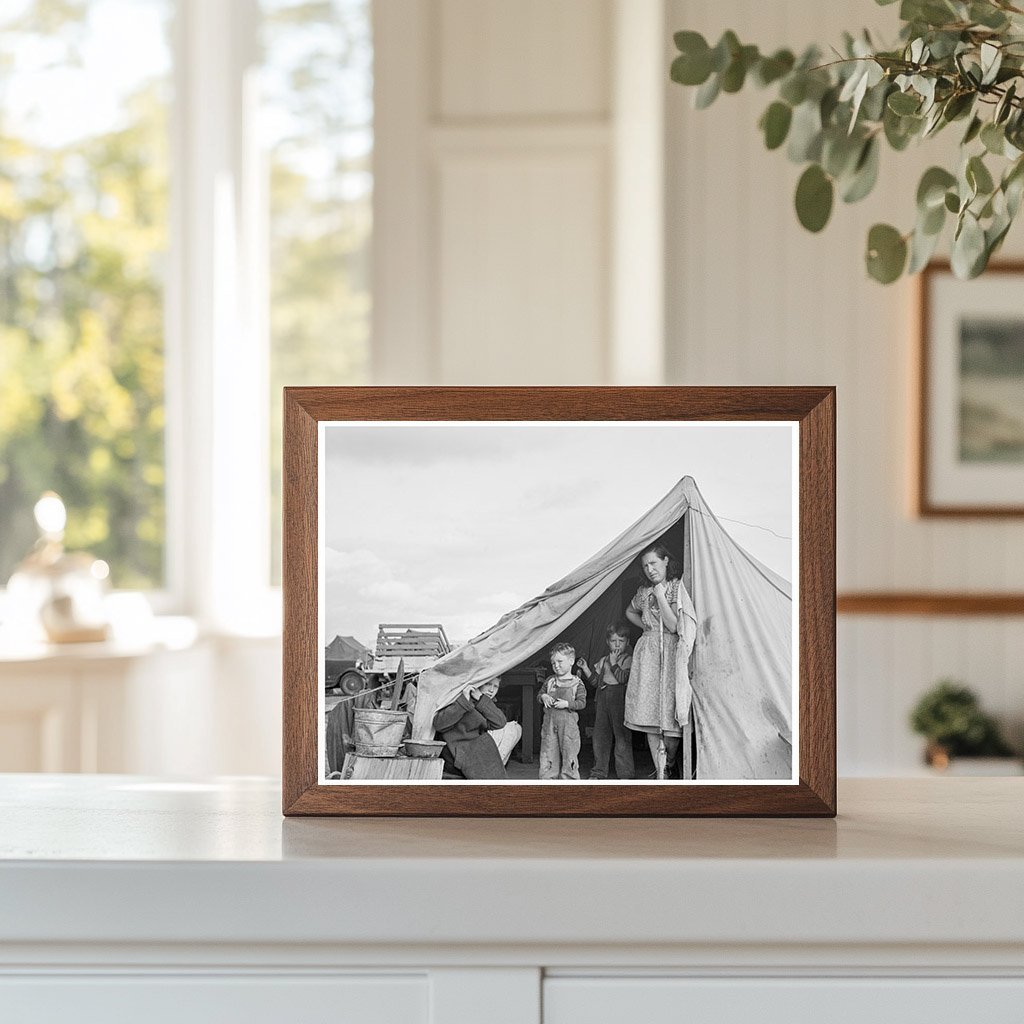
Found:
[324,634,371,686]
[325,635,371,662]
[413,476,793,781]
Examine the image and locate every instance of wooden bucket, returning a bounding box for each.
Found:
[353,708,408,757]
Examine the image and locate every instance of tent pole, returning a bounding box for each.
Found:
[657,617,666,781]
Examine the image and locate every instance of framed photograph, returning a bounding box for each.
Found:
[918,261,1024,517]
[282,387,835,817]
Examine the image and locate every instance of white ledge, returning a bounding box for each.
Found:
[1,776,1022,951]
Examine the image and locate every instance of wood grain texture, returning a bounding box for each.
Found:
[838,592,1024,616]
[282,391,319,813]
[916,260,1024,518]
[799,388,837,813]
[282,387,836,817]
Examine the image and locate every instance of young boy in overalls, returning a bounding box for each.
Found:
[537,642,587,780]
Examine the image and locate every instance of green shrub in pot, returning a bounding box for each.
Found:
[909,679,1015,765]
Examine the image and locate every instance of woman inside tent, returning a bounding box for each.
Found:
[624,543,690,778]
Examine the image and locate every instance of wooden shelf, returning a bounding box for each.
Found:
[838,592,1024,616]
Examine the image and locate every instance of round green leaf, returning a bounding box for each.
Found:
[887,90,920,116]
[795,164,834,233]
[962,116,983,145]
[970,1,1009,29]
[967,155,995,196]
[787,101,823,162]
[917,166,957,211]
[779,74,807,106]
[920,199,945,235]
[981,122,1005,155]
[760,101,792,150]
[842,137,880,203]
[944,190,960,214]
[952,213,986,278]
[721,44,758,93]
[858,78,889,123]
[674,29,707,53]
[823,129,862,179]
[866,223,908,284]
[754,49,795,87]
[996,83,1017,125]
[694,73,721,109]
[884,107,924,151]
[671,32,712,86]
[943,92,974,123]
[908,223,942,274]
[710,31,740,73]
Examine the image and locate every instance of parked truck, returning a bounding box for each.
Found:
[331,622,452,696]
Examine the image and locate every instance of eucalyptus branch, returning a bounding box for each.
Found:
[670,0,1024,283]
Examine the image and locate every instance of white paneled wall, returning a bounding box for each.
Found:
[371,0,1024,775]
[374,0,624,385]
[665,0,1024,773]
[436,143,609,383]
[434,0,612,385]
[437,0,610,119]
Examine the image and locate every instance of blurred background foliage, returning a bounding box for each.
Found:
[0,0,372,590]
[0,0,170,588]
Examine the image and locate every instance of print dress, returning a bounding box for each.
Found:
[624,578,682,737]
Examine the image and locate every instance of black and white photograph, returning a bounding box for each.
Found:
[318,420,798,785]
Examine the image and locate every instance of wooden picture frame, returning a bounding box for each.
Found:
[917,261,1024,517]
[283,387,836,817]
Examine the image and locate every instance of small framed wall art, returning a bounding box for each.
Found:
[282,387,836,817]
[918,261,1024,517]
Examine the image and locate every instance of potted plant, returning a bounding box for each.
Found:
[909,679,1019,772]
[670,0,1024,283]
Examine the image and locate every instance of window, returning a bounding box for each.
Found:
[261,0,373,581]
[0,0,173,589]
[0,0,374,615]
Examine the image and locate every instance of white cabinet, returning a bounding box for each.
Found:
[544,977,1024,1024]
[0,631,210,773]
[1,777,1022,1023]
[0,627,282,776]
[0,975,429,1024]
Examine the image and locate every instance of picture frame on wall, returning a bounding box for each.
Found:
[917,261,1024,517]
[282,387,836,817]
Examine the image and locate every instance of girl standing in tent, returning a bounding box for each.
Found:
[624,543,695,779]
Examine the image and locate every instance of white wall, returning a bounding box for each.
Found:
[665,0,1024,771]
[371,0,1024,775]
[374,0,663,386]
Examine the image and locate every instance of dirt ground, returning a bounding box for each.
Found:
[504,729,661,781]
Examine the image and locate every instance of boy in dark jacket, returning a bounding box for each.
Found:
[432,680,508,780]
[576,621,635,780]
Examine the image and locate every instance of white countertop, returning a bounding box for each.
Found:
[1,776,1022,953]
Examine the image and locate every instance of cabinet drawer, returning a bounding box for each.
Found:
[0,974,427,1024]
[544,977,1024,1024]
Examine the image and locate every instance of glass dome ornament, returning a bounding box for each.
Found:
[5,492,111,644]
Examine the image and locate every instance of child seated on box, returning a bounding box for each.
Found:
[432,678,512,780]
[538,643,587,780]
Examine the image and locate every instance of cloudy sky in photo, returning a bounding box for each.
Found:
[322,422,795,648]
